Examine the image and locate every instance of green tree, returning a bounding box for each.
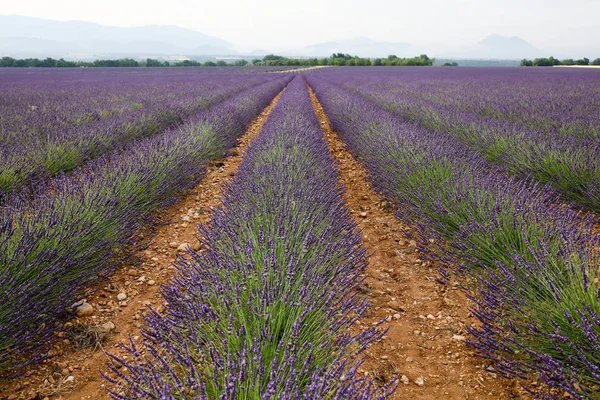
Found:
[520,59,533,66]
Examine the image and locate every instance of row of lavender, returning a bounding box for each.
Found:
[327,67,600,141]
[0,75,292,375]
[313,67,600,213]
[104,76,396,399]
[0,69,274,198]
[306,74,600,398]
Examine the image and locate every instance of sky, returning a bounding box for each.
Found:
[2,0,599,53]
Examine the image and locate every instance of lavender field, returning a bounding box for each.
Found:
[1,66,600,399]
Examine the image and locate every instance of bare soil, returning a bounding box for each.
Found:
[0,88,285,400]
[308,84,529,400]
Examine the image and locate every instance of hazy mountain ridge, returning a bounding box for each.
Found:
[0,15,233,57]
[0,15,550,60]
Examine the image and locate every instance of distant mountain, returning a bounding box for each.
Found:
[444,34,545,59]
[301,37,414,58]
[0,15,233,58]
[0,17,550,61]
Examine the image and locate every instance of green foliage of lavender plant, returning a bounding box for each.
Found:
[307,75,600,398]
[322,67,600,214]
[0,70,273,198]
[0,76,291,374]
[104,77,394,399]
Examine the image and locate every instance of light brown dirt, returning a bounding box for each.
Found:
[1,88,286,400]
[308,84,529,400]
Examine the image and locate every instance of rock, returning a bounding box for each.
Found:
[117,293,127,301]
[75,302,93,317]
[191,240,202,251]
[147,280,156,286]
[381,355,388,360]
[415,376,424,386]
[359,212,367,218]
[177,243,190,252]
[64,376,74,383]
[387,301,404,312]
[151,257,159,262]
[393,313,401,320]
[169,242,178,249]
[181,215,191,222]
[406,357,413,362]
[400,375,410,385]
[452,334,467,341]
[127,268,137,276]
[100,321,115,332]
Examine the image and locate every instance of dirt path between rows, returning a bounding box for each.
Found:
[1,88,286,400]
[308,84,528,400]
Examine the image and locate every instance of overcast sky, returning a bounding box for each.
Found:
[2,0,599,53]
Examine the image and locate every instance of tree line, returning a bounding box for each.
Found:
[251,54,434,66]
[0,54,435,68]
[521,56,600,67]
[0,57,216,68]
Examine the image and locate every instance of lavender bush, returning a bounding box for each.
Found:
[309,67,600,213]
[306,74,600,398]
[0,69,275,199]
[0,76,291,375]
[104,76,397,399]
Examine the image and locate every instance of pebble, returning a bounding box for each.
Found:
[169,242,178,249]
[191,240,202,251]
[75,302,93,317]
[359,212,367,218]
[148,280,156,286]
[387,300,404,312]
[117,293,127,301]
[101,321,116,332]
[64,376,75,383]
[400,375,410,385]
[181,215,191,222]
[415,376,424,386]
[392,313,401,320]
[177,243,190,252]
[127,268,137,276]
[452,334,467,341]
